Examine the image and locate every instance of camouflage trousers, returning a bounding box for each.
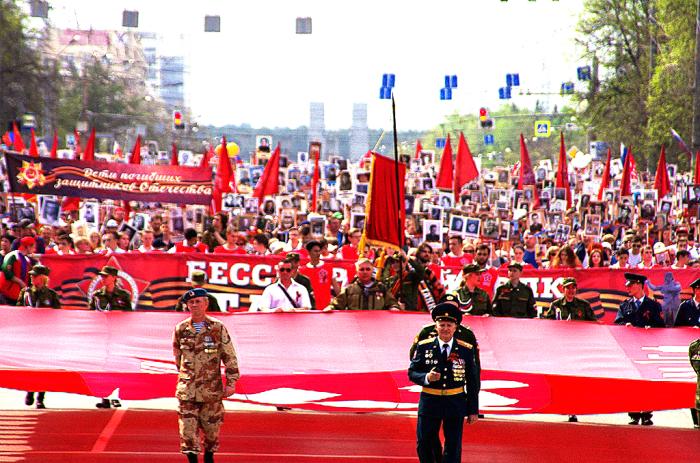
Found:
[178,400,225,454]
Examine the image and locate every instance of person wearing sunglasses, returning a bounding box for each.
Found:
[250,261,311,312]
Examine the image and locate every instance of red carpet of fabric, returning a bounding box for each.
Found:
[1,409,699,462]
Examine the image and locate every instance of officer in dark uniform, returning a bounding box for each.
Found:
[89,265,133,408]
[493,262,536,318]
[690,339,700,429]
[89,266,133,312]
[18,264,61,409]
[409,302,480,463]
[176,270,221,312]
[674,278,700,327]
[285,253,316,310]
[614,272,665,425]
[542,277,596,321]
[454,264,492,316]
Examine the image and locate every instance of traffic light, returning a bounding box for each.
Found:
[172,110,185,130]
[479,108,493,128]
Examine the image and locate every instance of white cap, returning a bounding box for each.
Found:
[106,219,119,227]
[653,242,666,254]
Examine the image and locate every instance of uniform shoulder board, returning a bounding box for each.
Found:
[418,337,436,345]
[456,339,473,349]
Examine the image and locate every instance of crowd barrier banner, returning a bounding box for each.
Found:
[0,309,696,414]
[4,151,213,204]
[41,254,700,320]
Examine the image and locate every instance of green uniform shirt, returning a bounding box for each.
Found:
[454,286,492,316]
[16,286,61,309]
[543,296,596,321]
[89,286,133,311]
[329,278,399,311]
[493,281,537,318]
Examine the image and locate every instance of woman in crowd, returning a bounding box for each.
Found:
[550,245,581,269]
[213,227,247,254]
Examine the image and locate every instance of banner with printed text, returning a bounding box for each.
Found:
[4,151,213,204]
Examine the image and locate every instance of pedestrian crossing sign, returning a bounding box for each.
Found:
[534,120,551,138]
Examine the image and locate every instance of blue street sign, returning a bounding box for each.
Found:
[440,88,452,100]
[560,82,574,94]
[484,134,494,145]
[444,75,458,88]
[382,73,395,88]
[436,138,446,148]
[498,87,512,99]
[507,73,520,87]
[379,87,392,99]
[577,66,591,81]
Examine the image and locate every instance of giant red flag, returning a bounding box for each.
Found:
[50,131,58,159]
[171,142,179,166]
[12,122,26,153]
[73,130,82,158]
[200,145,214,170]
[555,132,571,209]
[597,148,612,201]
[130,135,142,165]
[83,127,96,161]
[211,136,234,213]
[620,146,634,197]
[694,151,700,184]
[454,132,479,201]
[435,134,453,190]
[359,152,406,250]
[653,145,671,199]
[414,139,423,160]
[28,128,39,157]
[253,143,281,200]
[518,134,540,208]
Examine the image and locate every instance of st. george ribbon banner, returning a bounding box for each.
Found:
[0,309,697,415]
[3,151,213,204]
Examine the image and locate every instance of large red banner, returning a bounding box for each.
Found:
[0,309,697,414]
[4,151,213,204]
[40,254,357,311]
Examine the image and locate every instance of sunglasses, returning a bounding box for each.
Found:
[278,268,292,273]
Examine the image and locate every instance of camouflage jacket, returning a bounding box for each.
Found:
[173,316,240,402]
[329,278,399,311]
[89,286,132,311]
[16,286,61,309]
[542,297,596,321]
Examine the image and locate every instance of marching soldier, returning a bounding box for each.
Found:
[674,278,700,327]
[493,262,537,318]
[89,266,133,312]
[175,270,221,312]
[18,264,60,409]
[614,272,664,425]
[89,265,132,408]
[408,302,480,463]
[173,288,239,463]
[542,278,596,321]
[690,339,700,429]
[454,264,492,316]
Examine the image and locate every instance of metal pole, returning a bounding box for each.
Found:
[391,95,403,303]
[692,0,700,154]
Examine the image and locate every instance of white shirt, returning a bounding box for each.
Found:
[250,280,311,312]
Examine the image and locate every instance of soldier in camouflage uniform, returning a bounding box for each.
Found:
[493,262,537,318]
[690,339,700,429]
[175,270,221,312]
[454,264,492,316]
[90,265,133,408]
[173,288,239,463]
[89,266,133,312]
[542,277,596,322]
[327,258,400,311]
[18,264,60,409]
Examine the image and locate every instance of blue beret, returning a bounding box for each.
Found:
[182,288,208,302]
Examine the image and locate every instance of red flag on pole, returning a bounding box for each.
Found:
[253,143,281,200]
[211,136,234,213]
[620,146,634,197]
[694,151,700,185]
[555,132,571,209]
[518,134,540,208]
[310,142,321,212]
[1,131,11,147]
[435,134,453,190]
[73,130,82,158]
[12,122,26,153]
[28,129,39,157]
[653,145,671,199]
[171,142,179,166]
[50,131,58,159]
[454,132,479,201]
[83,127,96,161]
[414,140,423,160]
[358,152,406,250]
[597,148,612,201]
[130,135,142,164]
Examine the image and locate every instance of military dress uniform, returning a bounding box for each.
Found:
[543,296,596,321]
[17,285,60,309]
[675,277,700,328]
[328,278,399,310]
[493,281,537,318]
[89,286,132,311]
[173,309,239,457]
[408,303,479,463]
[689,339,700,428]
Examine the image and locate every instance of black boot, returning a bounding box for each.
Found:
[185,453,198,463]
[204,451,214,463]
[25,392,34,406]
[96,398,111,409]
